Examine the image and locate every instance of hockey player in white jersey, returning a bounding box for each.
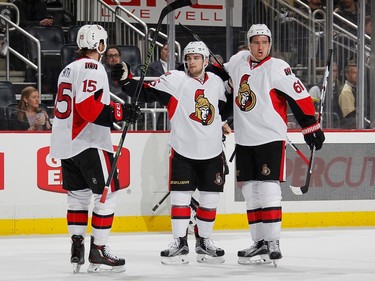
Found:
[223,24,325,266]
[112,41,231,264]
[50,24,139,273]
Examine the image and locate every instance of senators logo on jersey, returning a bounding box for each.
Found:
[235,74,256,112]
[189,89,215,125]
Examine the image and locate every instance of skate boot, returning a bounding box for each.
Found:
[71,235,85,273]
[160,236,189,265]
[266,240,282,267]
[237,239,270,265]
[195,236,225,264]
[87,236,125,273]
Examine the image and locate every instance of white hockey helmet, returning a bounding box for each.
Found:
[183,41,209,73]
[183,41,210,60]
[76,24,108,55]
[247,24,272,46]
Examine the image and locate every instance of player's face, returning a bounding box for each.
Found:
[186,54,205,78]
[249,35,270,61]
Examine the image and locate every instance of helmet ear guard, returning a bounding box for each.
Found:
[77,24,108,55]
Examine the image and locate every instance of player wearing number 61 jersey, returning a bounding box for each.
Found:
[222,24,325,266]
[50,24,139,274]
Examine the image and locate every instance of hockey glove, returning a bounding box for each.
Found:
[301,123,325,150]
[111,102,140,124]
[111,62,130,82]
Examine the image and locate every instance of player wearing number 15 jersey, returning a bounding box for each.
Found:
[50,24,139,274]
[222,24,325,266]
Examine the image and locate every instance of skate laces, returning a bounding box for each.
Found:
[203,238,217,250]
[268,241,280,253]
[168,238,181,250]
[102,245,120,260]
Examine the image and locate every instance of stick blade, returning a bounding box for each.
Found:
[289,185,304,195]
[161,0,194,19]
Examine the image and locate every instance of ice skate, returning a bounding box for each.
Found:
[160,236,189,265]
[70,235,85,273]
[195,237,225,264]
[87,236,125,273]
[237,239,271,265]
[266,240,282,267]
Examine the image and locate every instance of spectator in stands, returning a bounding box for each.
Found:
[13,0,54,28]
[299,0,325,19]
[9,0,54,70]
[338,61,357,128]
[309,62,342,127]
[147,43,179,77]
[334,0,358,34]
[209,54,224,66]
[103,45,128,101]
[145,42,178,130]
[11,86,51,130]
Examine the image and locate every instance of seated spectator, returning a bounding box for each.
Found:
[146,42,179,77]
[103,45,129,101]
[338,61,357,128]
[10,86,51,131]
[14,0,54,28]
[209,54,224,66]
[309,62,342,127]
[334,0,358,34]
[10,0,54,71]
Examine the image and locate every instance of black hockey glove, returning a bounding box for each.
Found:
[122,103,141,124]
[301,123,325,150]
[111,62,130,83]
[111,102,140,124]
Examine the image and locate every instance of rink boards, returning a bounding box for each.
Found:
[0,131,375,235]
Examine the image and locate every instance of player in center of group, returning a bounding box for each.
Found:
[112,41,231,264]
[222,24,325,266]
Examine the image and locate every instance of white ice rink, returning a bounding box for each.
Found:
[1,228,374,281]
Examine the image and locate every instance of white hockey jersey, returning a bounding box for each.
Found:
[225,50,316,146]
[148,70,226,160]
[50,58,113,159]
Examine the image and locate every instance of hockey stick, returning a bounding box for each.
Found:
[100,0,196,203]
[289,49,333,196]
[286,136,309,165]
[152,191,170,212]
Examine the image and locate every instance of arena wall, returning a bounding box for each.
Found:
[0,131,374,235]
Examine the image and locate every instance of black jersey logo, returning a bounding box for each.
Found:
[189,89,215,125]
[235,74,256,112]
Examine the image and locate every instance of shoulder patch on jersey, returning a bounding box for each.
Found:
[85,62,98,70]
[284,67,292,76]
[61,68,71,78]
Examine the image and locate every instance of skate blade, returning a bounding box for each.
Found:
[87,263,126,273]
[238,254,272,265]
[161,255,189,265]
[271,258,281,268]
[72,263,82,274]
[197,254,225,264]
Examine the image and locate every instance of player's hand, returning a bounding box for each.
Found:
[302,123,325,150]
[122,103,141,124]
[111,62,130,82]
